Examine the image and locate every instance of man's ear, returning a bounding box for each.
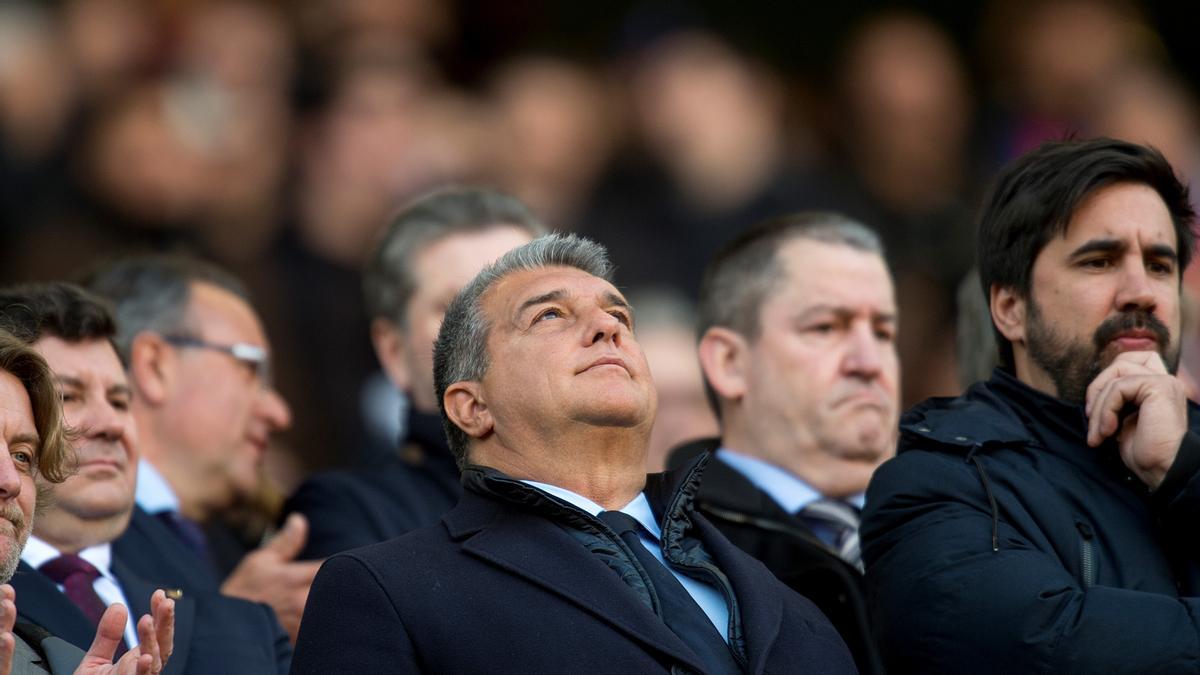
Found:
[371,318,411,391]
[443,381,493,441]
[697,326,749,403]
[990,283,1027,345]
[128,331,173,406]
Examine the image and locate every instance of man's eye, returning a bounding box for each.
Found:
[110,398,130,412]
[11,450,33,470]
[536,308,562,322]
[808,323,836,334]
[609,311,631,327]
[1081,258,1111,269]
[1148,261,1174,276]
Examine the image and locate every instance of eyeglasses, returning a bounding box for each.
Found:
[162,335,272,386]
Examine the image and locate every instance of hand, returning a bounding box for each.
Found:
[75,589,175,675]
[220,513,320,642]
[1086,350,1189,489]
[1,584,15,675]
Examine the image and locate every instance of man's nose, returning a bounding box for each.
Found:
[0,447,22,500]
[257,387,292,432]
[78,399,126,443]
[1115,263,1157,312]
[843,323,884,378]
[587,308,624,346]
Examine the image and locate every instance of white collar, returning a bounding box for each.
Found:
[22,536,116,580]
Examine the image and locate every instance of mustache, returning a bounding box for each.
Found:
[1092,310,1170,350]
[0,503,25,534]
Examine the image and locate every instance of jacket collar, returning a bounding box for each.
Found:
[899,368,1039,453]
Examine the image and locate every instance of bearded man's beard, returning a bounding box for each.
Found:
[1025,300,1177,404]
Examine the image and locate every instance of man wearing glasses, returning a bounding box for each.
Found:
[86,255,315,642]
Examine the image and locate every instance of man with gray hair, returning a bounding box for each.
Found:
[84,256,312,643]
[291,234,855,674]
[283,187,544,559]
[670,212,898,674]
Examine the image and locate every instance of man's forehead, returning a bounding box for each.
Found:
[775,241,895,312]
[0,370,36,438]
[36,336,129,389]
[188,281,268,345]
[491,266,623,311]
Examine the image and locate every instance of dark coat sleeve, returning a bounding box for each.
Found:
[285,474,382,560]
[290,554,417,673]
[862,450,1200,675]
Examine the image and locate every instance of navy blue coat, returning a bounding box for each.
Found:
[11,557,291,674]
[112,506,220,594]
[862,368,1200,674]
[292,459,855,674]
[283,410,460,560]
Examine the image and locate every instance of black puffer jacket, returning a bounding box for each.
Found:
[862,368,1200,674]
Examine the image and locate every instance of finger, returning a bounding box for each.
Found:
[0,633,13,675]
[1088,376,1155,446]
[0,584,15,635]
[264,513,308,561]
[152,590,175,664]
[1086,358,1160,416]
[86,603,129,664]
[137,612,160,667]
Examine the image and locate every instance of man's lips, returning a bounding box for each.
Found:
[1110,330,1159,351]
[579,356,631,375]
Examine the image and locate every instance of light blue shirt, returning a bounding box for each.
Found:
[135,459,180,515]
[523,480,731,642]
[715,448,865,515]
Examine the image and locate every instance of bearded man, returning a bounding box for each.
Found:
[862,138,1200,673]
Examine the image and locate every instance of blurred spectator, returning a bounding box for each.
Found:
[979,0,1153,162]
[626,288,718,472]
[488,53,620,228]
[583,28,809,297]
[813,11,976,405]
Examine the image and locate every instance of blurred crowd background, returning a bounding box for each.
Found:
[2,0,1198,496]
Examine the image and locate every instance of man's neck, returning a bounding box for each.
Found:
[721,423,878,500]
[471,428,648,511]
[31,510,128,556]
[1012,352,1063,401]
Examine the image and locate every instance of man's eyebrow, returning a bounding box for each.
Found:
[10,432,39,449]
[794,304,896,323]
[1068,238,1126,259]
[54,375,83,388]
[1145,242,1179,262]
[1068,238,1178,263]
[517,290,566,318]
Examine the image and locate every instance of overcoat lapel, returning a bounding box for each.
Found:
[692,516,783,675]
[10,562,96,649]
[452,500,710,673]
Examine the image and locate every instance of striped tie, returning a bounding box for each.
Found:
[801,499,863,572]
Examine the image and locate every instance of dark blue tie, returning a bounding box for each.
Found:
[156,510,210,561]
[598,510,742,674]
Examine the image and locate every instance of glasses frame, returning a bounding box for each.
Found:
[162,334,272,386]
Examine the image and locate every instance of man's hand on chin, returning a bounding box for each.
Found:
[1086,350,1189,490]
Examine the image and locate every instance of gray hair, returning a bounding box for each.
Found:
[82,254,249,363]
[697,211,885,414]
[364,187,548,326]
[433,233,612,466]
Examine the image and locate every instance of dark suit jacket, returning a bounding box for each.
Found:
[112,506,220,594]
[12,623,83,674]
[670,440,883,674]
[284,410,461,560]
[10,558,291,674]
[292,468,855,674]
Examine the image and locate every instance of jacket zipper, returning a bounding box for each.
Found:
[1076,521,1097,588]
